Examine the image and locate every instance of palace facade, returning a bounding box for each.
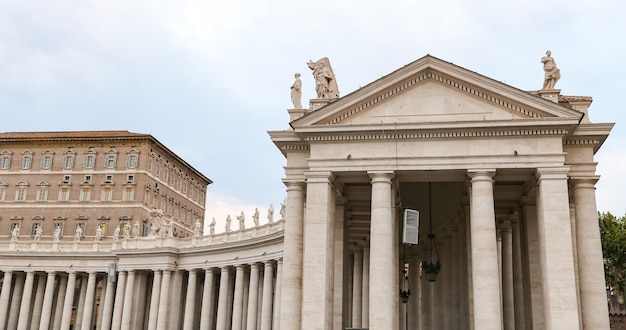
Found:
[0,54,614,330]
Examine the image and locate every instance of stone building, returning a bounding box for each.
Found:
[0,54,614,330]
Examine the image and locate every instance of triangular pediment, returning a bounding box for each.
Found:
[292,55,583,128]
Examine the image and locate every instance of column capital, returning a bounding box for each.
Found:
[570,176,600,187]
[467,169,496,181]
[282,179,306,190]
[304,170,335,183]
[367,170,394,182]
[535,166,570,181]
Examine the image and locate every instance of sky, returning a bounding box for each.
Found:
[1,0,625,232]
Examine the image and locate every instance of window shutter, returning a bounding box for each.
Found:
[402,209,419,245]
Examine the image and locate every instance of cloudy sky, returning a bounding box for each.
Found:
[1,0,625,230]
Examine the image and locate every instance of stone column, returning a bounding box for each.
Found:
[75,275,88,330]
[273,258,283,330]
[500,220,514,330]
[147,270,162,330]
[260,261,274,330]
[467,170,502,330]
[407,253,420,330]
[246,264,260,330]
[333,197,346,330]
[572,178,611,329]
[81,271,98,330]
[60,271,77,329]
[100,273,117,330]
[97,277,108,329]
[216,266,231,330]
[535,167,580,329]
[368,171,395,330]
[111,270,127,330]
[352,249,363,328]
[279,180,305,330]
[522,200,545,329]
[301,171,335,330]
[53,274,68,330]
[183,269,198,330]
[200,269,216,330]
[0,271,13,328]
[7,273,24,329]
[231,265,246,330]
[38,271,56,330]
[169,270,184,329]
[30,273,46,329]
[362,247,370,328]
[122,270,135,330]
[156,270,172,330]
[16,270,35,330]
[511,214,526,330]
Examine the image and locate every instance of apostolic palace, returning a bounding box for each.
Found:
[0,53,614,329]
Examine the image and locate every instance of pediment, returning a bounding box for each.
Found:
[292,55,583,128]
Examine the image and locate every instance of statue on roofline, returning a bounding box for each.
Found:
[541,50,561,90]
[291,73,303,108]
[308,57,339,99]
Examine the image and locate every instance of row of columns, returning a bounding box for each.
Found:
[0,259,282,330]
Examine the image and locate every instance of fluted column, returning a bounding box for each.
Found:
[100,273,117,330]
[156,270,172,330]
[111,270,127,330]
[352,249,363,328]
[246,264,260,330]
[501,220,514,330]
[260,261,274,330]
[53,275,68,330]
[368,171,395,330]
[231,265,246,330]
[535,168,580,329]
[468,170,502,329]
[16,270,35,330]
[81,271,98,330]
[215,266,231,330]
[301,171,335,330]
[60,271,77,329]
[38,271,56,330]
[7,273,24,329]
[0,271,13,329]
[279,180,305,330]
[183,269,198,330]
[572,178,611,329]
[200,269,216,330]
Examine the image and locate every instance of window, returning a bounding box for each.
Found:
[36,183,49,201]
[31,222,42,236]
[84,175,92,183]
[19,153,33,169]
[104,154,117,168]
[58,187,70,201]
[102,187,112,201]
[127,175,134,183]
[15,182,28,201]
[83,154,95,168]
[176,175,181,190]
[155,163,161,177]
[105,175,113,183]
[148,157,153,172]
[123,186,134,201]
[80,187,91,201]
[126,154,138,168]
[163,168,169,182]
[10,222,20,236]
[63,175,71,183]
[97,221,108,237]
[0,183,5,201]
[75,222,86,237]
[41,152,54,169]
[62,154,75,169]
[54,222,64,237]
[0,151,12,169]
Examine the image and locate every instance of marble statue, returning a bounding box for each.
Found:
[252,208,260,227]
[209,218,216,235]
[149,209,165,237]
[291,73,303,108]
[53,227,60,242]
[225,215,232,233]
[113,226,120,242]
[307,57,339,99]
[132,221,140,237]
[280,199,286,220]
[95,226,102,241]
[237,212,246,230]
[10,225,20,242]
[123,225,131,240]
[194,219,202,237]
[541,50,561,90]
[267,204,274,223]
[34,226,42,242]
[74,226,82,241]
[162,218,173,238]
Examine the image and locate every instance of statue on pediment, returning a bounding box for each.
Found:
[237,211,246,230]
[253,208,260,227]
[291,73,303,108]
[267,204,274,223]
[541,50,561,90]
[225,215,232,233]
[308,57,339,99]
[209,218,216,235]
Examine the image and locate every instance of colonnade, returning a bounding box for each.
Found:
[0,259,282,330]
